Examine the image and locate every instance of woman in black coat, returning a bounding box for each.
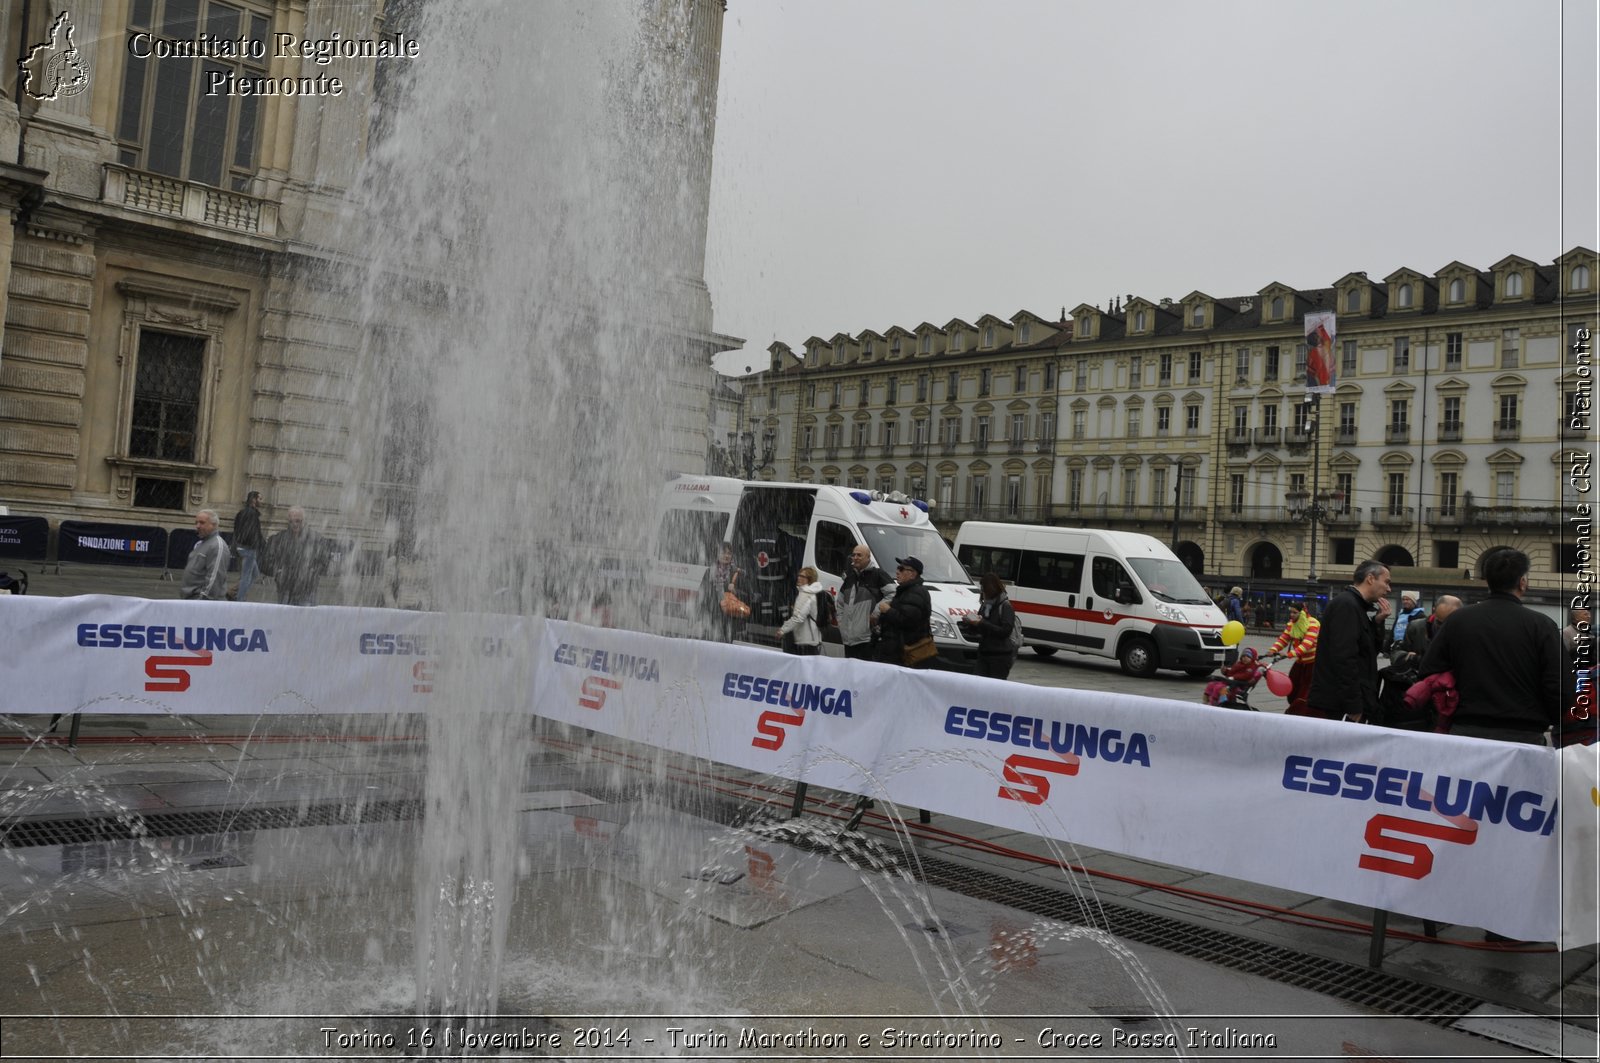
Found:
[963,572,1019,679]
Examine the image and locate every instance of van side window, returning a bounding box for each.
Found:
[1092,556,1140,604]
[957,545,1019,583]
[656,510,729,565]
[1018,550,1083,593]
[813,520,856,577]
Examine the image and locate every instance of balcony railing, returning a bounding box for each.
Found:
[1008,440,1026,453]
[1426,506,1462,525]
[104,164,280,237]
[1493,419,1521,441]
[973,440,990,455]
[1254,427,1281,447]
[1286,429,1312,449]
[1325,506,1362,526]
[1371,506,1415,527]
[851,445,868,459]
[1335,427,1357,445]
[1438,422,1463,442]
[1037,440,1054,453]
[1386,423,1411,444]
[1219,504,1296,524]
[1466,505,1559,527]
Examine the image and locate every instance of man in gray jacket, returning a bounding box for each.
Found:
[181,509,231,601]
[837,544,892,659]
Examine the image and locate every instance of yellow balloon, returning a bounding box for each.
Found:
[1220,620,1246,646]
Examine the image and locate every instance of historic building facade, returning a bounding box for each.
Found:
[750,249,1597,593]
[0,0,732,558]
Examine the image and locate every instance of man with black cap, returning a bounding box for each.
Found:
[875,555,934,667]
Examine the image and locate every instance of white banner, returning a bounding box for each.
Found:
[3,596,1595,948]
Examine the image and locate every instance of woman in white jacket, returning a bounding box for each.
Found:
[778,566,824,655]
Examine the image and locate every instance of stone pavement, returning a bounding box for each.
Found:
[3,565,1597,1059]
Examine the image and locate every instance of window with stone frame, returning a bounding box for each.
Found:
[118,0,273,190]
[1445,332,1463,369]
[128,331,204,463]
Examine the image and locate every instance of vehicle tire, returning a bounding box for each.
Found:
[1184,666,1215,678]
[1031,646,1058,658]
[1118,635,1159,678]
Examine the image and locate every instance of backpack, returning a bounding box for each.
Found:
[815,587,836,630]
[1004,596,1025,650]
[0,570,26,595]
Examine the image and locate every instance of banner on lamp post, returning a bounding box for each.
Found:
[1305,311,1337,394]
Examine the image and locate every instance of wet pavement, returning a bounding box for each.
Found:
[2,566,1597,1060]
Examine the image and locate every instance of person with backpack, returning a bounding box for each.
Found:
[962,572,1021,679]
[777,566,825,655]
[837,543,893,659]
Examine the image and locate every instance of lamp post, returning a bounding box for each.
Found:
[1283,394,1343,596]
[735,429,775,481]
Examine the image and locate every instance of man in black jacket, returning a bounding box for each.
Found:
[875,556,934,667]
[230,490,264,601]
[1307,560,1392,722]
[1420,547,1562,743]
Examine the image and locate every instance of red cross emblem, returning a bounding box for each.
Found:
[899,507,909,519]
[757,551,770,569]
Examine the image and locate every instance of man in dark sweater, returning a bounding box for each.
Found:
[1420,547,1562,744]
[1307,560,1392,722]
[230,490,264,601]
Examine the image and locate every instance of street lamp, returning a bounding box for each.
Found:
[1283,394,1343,591]
[734,429,775,480]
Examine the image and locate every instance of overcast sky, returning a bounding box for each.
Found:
[704,0,1598,375]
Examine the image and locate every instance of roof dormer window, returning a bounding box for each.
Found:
[951,333,964,352]
[1574,264,1593,292]
[1346,289,1361,313]
[984,325,995,347]
[1134,310,1147,332]
[1448,278,1464,303]
[1019,322,1031,344]
[1190,307,1204,327]
[1270,296,1284,319]
[1397,283,1413,308]
[1078,318,1093,339]
[1505,272,1524,298]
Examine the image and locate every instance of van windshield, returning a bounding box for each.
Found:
[1127,557,1211,605]
[858,524,970,584]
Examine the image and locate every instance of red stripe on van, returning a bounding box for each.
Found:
[1011,600,1219,630]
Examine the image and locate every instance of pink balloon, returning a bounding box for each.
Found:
[1263,668,1294,697]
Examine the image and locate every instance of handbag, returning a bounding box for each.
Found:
[720,571,751,619]
[902,635,938,667]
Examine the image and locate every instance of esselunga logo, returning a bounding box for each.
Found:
[553,641,661,712]
[360,631,515,695]
[1282,754,1556,880]
[944,705,1153,805]
[77,622,270,693]
[721,672,855,751]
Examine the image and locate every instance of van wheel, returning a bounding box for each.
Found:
[1031,646,1057,657]
[1118,636,1158,677]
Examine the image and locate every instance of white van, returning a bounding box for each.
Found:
[953,522,1225,677]
[647,476,981,668]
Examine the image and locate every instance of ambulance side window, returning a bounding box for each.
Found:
[1018,550,1082,593]
[1092,556,1141,604]
[958,545,1019,583]
[813,520,856,577]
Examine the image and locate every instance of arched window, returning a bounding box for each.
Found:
[1134,310,1146,331]
[1346,289,1361,312]
[1573,264,1592,292]
[1448,278,1464,303]
[1505,272,1524,297]
[1270,296,1284,318]
[1191,306,1204,327]
[1397,283,1413,308]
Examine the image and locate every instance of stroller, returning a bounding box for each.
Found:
[1203,647,1267,710]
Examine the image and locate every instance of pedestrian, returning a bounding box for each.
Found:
[837,543,893,660]
[1419,547,1563,744]
[258,505,328,606]
[876,556,935,668]
[1265,604,1321,716]
[1390,594,1462,671]
[180,509,231,601]
[1388,590,1425,655]
[228,490,264,601]
[708,541,742,641]
[1224,586,1245,624]
[1306,560,1393,722]
[962,572,1019,679]
[777,565,824,655]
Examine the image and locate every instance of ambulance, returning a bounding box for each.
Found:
[952,522,1226,677]
[646,476,981,668]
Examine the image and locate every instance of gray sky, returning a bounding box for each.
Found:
[705,0,1598,375]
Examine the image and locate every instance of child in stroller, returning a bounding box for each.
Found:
[1203,647,1266,710]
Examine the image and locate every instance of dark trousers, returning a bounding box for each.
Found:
[977,652,1015,680]
[786,643,821,656]
[844,642,875,660]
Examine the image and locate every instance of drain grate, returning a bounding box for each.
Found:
[1,798,424,849]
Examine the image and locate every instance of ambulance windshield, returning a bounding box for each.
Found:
[857,524,970,584]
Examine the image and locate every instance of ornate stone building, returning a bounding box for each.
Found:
[0,0,733,557]
[750,249,1597,595]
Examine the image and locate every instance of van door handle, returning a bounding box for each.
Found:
[1084,597,1092,610]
